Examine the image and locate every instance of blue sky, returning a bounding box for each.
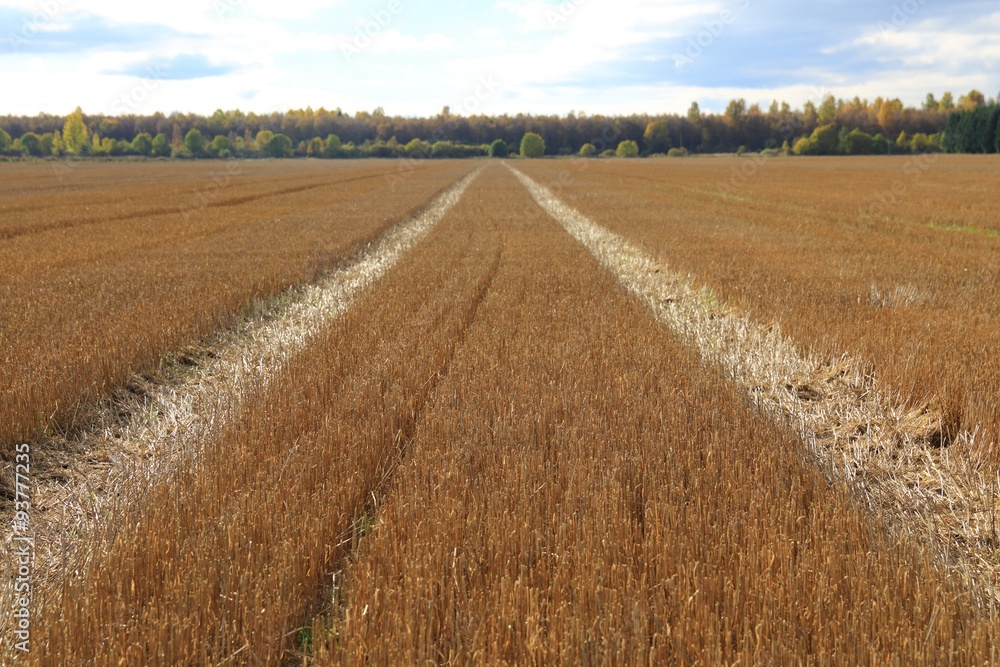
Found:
[1,0,997,117]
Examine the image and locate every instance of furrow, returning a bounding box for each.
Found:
[508,163,998,606]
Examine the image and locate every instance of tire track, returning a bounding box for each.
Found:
[508,163,998,607]
[0,165,485,649]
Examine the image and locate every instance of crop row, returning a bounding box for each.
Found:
[31,164,1000,664]
[0,160,473,459]
[518,157,1000,465]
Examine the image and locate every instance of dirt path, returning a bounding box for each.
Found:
[509,163,999,608]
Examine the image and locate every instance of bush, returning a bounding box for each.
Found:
[431,141,456,158]
[488,139,508,158]
[667,147,689,158]
[520,132,545,158]
[19,132,42,156]
[211,135,232,155]
[791,137,812,156]
[218,148,232,159]
[578,143,596,157]
[0,128,11,154]
[843,129,874,155]
[265,134,293,158]
[600,149,616,158]
[131,133,153,156]
[809,124,838,155]
[615,140,639,158]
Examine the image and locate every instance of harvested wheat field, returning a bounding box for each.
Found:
[3,157,1000,665]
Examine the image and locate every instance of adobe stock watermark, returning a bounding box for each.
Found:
[385,74,501,190]
[179,160,244,221]
[51,64,168,181]
[859,150,939,218]
[546,0,589,29]
[878,0,928,34]
[341,0,403,61]
[11,443,34,654]
[112,63,168,116]
[510,121,622,223]
[717,85,830,197]
[214,0,243,19]
[673,0,751,71]
[4,0,72,53]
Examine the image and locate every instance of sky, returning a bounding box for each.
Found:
[0,0,998,118]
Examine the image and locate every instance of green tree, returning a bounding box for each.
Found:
[938,92,955,111]
[616,140,639,158]
[211,135,232,155]
[643,121,671,153]
[254,130,274,153]
[265,133,293,158]
[19,132,42,156]
[324,134,343,157]
[0,128,10,153]
[818,94,838,124]
[151,133,169,157]
[488,139,508,158]
[808,124,838,155]
[131,132,153,156]
[578,143,596,157]
[184,129,206,155]
[39,132,55,155]
[403,138,429,157]
[519,132,545,158]
[306,137,324,157]
[895,130,911,152]
[872,133,889,155]
[843,129,874,155]
[63,107,89,155]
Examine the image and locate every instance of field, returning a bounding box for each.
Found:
[2,156,1000,664]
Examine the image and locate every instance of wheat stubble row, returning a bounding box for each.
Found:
[0,167,484,651]
[0,160,472,456]
[32,165,499,664]
[309,165,995,665]
[20,162,1000,664]
[515,158,1000,463]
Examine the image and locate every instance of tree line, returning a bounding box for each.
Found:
[0,90,994,159]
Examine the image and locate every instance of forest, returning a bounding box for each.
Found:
[0,90,996,159]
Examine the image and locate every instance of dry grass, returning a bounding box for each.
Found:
[30,164,496,664]
[0,166,483,650]
[308,165,998,665]
[9,160,1000,665]
[0,159,473,469]
[512,163,1000,610]
[516,156,1000,454]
